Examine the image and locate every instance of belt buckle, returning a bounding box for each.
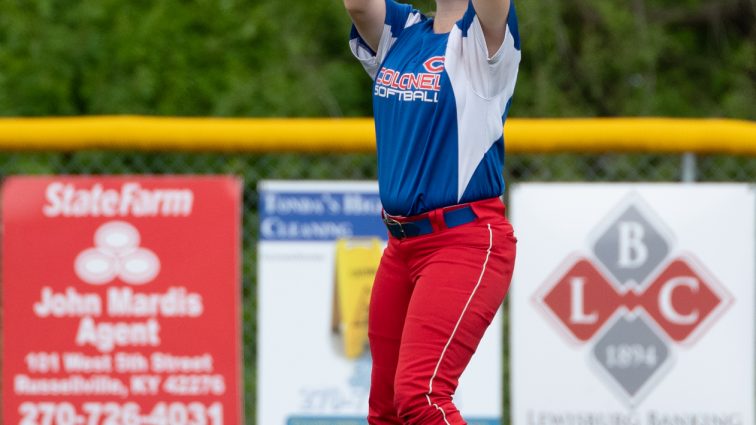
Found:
[382,213,407,239]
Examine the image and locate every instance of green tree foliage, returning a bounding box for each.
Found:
[0,0,367,116]
[0,0,753,118]
[515,0,756,118]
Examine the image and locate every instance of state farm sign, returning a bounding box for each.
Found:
[2,176,242,425]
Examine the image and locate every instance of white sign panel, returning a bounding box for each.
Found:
[258,181,503,425]
[510,184,755,425]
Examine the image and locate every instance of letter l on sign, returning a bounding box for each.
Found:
[570,277,598,324]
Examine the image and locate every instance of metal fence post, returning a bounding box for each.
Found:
[682,152,697,182]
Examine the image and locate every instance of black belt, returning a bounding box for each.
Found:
[382,206,477,239]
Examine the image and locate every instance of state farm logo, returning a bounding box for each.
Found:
[74,221,160,285]
[536,195,732,406]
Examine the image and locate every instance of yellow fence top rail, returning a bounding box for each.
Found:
[0,116,753,155]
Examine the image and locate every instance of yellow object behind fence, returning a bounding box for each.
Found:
[333,238,383,359]
[0,116,753,155]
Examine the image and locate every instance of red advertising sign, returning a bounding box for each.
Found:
[2,176,242,425]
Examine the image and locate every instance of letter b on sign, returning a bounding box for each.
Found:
[593,205,670,289]
[617,222,648,268]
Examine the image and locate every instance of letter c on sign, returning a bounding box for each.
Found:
[423,56,446,74]
[659,276,700,325]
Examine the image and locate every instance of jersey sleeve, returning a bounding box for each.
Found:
[451,0,522,100]
[349,0,424,80]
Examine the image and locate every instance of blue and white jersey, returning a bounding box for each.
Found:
[350,0,521,216]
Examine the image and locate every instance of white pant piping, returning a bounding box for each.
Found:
[425,224,494,425]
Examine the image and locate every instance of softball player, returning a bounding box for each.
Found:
[343,0,521,423]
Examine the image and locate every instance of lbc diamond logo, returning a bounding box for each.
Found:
[537,194,732,405]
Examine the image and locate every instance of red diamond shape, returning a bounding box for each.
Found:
[541,258,624,342]
[640,257,726,343]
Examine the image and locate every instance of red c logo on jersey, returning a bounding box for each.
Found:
[423,56,446,74]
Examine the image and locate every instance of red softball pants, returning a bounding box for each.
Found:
[368,197,517,425]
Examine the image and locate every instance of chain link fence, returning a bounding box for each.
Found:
[0,150,753,423]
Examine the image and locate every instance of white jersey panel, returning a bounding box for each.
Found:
[465,16,521,99]
[446,15,521,201]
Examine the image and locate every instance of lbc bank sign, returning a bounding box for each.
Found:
[535,194,731,405]
[510,185,754,425]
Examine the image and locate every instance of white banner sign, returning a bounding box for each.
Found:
[258,181,502,425]
[510,184,755,425]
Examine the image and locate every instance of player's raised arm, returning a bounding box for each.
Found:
[471,0,511,57]
[343,0,386,52]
